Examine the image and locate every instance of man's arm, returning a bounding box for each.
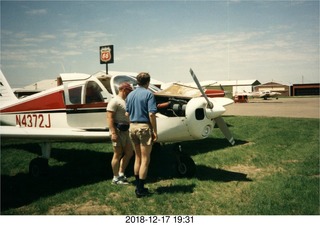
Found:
[107,111,117,141]
[149,112,157,142]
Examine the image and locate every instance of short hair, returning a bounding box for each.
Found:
[119,82,133,92]
[136,72,150,86]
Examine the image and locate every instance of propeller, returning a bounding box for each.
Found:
[214,117,235,145]
[189,68,235,145]
[189,68,213,109]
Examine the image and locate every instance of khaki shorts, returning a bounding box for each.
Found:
[112,130,131,148]
[129,123,153,146]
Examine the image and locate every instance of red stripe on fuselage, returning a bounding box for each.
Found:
[66,102,107,110]
[1,90,66,113]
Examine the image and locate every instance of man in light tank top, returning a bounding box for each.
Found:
[107,82,133,185]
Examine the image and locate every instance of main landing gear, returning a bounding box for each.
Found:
[28,142,196,178]
[29,143,51,178]
[29,157,49,177]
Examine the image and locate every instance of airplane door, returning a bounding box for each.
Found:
[64,81,108,129]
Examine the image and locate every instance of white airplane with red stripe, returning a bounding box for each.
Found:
[0,69,234,177]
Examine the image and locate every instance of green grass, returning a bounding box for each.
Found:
[1,116,319,215]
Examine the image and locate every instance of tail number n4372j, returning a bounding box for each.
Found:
[16,114,51,128]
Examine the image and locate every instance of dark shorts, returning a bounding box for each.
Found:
[129,123,153,146]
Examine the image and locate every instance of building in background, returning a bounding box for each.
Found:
[254,82,290,97]
[291,83,320,96]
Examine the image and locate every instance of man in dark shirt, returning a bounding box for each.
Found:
[126,72,157,197]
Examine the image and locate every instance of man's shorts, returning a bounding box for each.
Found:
[129,123,153,146]
[112,130,131,148]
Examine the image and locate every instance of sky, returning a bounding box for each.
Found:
[1,0,319,88]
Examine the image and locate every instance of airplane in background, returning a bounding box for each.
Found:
[249,90,281,100]
[235,90,281,100]
[0,69,235,178]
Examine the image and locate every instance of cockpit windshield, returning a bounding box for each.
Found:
[113,75,161,94]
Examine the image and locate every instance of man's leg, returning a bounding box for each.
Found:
[139,144,152,179]
[133,144,141,187]
[119,143,134,176]
[137,144,152,193]
[111,146,123,182]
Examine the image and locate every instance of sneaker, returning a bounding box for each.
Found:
[112,177,129,185]
[118,175,128,183]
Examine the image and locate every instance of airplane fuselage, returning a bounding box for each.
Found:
[1,71,233,143]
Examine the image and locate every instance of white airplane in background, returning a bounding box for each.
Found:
[0,69,235,178]
[235,90,281,100]
[249,90,281,100]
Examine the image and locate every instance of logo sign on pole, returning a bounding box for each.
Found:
[100,45,114,64]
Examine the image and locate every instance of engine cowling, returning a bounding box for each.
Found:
[156,97,226,142]
[185,97,225,139]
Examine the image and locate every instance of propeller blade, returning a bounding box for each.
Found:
[189,68,213,109]
[220,84,224,91]
[214,116,235,145]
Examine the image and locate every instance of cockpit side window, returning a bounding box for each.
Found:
[69,86,83,104]
[98,76,113,94]
[85,81,104,104]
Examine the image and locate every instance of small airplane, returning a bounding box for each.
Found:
[250,90,281,100]
[235,90,281,100]
[0,69,235,178]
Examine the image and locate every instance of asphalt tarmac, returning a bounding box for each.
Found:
[223,97,319,119]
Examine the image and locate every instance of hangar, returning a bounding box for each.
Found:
[209,80,319,98]
[14,79,57,98]
[291,83,320,96]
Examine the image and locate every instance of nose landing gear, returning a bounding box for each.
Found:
[174,144,196,178]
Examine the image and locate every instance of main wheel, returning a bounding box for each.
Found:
[176,155,196,178]
[29,157,49,178]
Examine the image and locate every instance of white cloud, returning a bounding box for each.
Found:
[116,26,318,83]
[25,9,47,16]
[2,22,318,85]
[39,34,56,40]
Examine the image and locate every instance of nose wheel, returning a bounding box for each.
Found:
[174,144,196,178]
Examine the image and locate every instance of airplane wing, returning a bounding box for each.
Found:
[1,126,110,142]
[155,83,225,99]
[155,83,201,99]
[159,80,217,90]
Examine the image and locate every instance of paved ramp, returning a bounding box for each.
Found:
[224,97,319,119]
